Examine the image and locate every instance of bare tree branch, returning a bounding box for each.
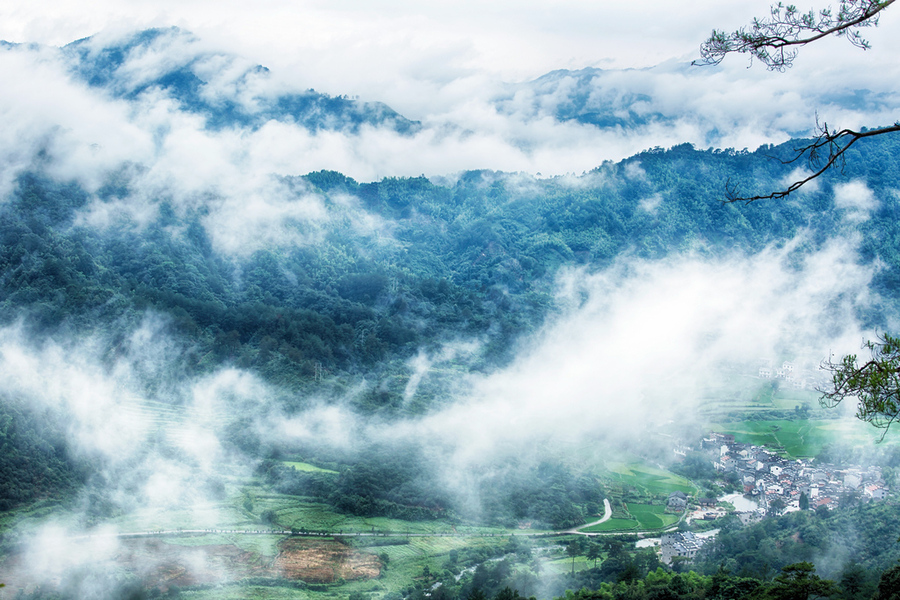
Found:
[726,121,900,203]
[706,3,900,434]
[694,0,896,71]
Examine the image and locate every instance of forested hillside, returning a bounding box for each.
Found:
[4,136,900,398]
[2,131,900,515]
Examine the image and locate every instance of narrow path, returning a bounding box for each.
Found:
[71,499,684,541]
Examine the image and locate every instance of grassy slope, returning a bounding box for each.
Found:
[606,462,695,495]
[281,461,339,475]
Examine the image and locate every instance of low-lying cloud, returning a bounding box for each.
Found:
[0,13,896,591]
[395,233,874,471]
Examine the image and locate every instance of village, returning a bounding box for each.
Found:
[658,429,892,566]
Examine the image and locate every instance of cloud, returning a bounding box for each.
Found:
[1,228,870,493]
[0,43,154,198]
[779,166,821,196]
[834,180,878,222]
[0,315,250,502]
[0,314,281,590]
[638,193,663,213]
[0,6,896,589]
[390,233,875,477]
[3,19,900,185]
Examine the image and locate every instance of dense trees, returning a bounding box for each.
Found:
[695,500,900,581]
[0,396,83,510]
[434,560,893,600]
[440,560,899,600]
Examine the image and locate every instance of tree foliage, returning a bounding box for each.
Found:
[766,562,837,600]
[821,333,900,436]
[0,395,84,510]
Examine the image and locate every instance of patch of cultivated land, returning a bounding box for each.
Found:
[271,504,462,535]
[626,503,679,529]
[0,536,381,595]
[275,538,382,582]
[578,503,677,533]
[579,517,638,532]
[281,461,339,475]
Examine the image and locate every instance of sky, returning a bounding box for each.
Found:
[2,0,900,180]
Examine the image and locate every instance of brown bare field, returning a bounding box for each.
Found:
[0,536,381,594]
[274,538,382,583]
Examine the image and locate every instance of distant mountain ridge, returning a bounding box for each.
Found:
[6,26,896,153]
[61,28,421,134]
[494,67,669,130]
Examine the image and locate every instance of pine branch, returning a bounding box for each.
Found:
[695,0,896,71]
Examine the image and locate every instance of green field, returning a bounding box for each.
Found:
[579,518,638,533]
[281,461,339,475]
[164,533,285,557]
[263,499,460,534]
[691,374,824,417]
[543,554,595,575]
[626,503,679,530]
[606,462,695,495]
[706,418,896,457]
[182,586,321,600]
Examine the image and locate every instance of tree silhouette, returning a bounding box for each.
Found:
[586,541,602,568]
[567,538,585,574]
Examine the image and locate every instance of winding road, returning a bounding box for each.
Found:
[569,498,612,534]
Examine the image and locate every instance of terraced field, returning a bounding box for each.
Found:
[267,502,460,534]
[578,503,677,533]
[626,503,679,530]
[579,518,638,533]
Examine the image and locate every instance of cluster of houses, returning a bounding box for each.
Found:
[658,431,892,566]
[757,360,830,391]
[703,432,889,512]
